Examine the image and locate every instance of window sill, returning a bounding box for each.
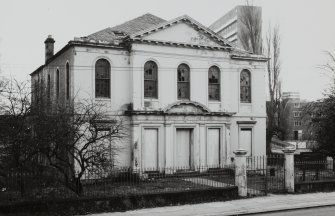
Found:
[144,98,159,102]
[95,97,111,101]
[240,102,252,105]
[209,101,221,104]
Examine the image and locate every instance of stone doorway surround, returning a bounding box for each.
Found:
[126,101,235,171]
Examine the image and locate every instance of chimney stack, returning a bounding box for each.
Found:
[44,35,55,63]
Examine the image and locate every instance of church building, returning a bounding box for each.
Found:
[30,13,268,171]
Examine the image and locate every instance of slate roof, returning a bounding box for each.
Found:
[86,13,166,42]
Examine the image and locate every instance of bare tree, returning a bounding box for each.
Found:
[318,51,335,81]
[0,77,127,196]
[0,79,37,170]
[34,100,126,195]
[265,25,282,153]
[240,1,282,153]
[239,1,263,54]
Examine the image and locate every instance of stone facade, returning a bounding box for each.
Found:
[31,14,268,170]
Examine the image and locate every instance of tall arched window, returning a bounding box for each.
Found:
[66,62,70,100]
[240,69,251,103]
[144,61,158,98]
[56,69,60,99]
[208,66,220,101]
[177,63,190,100]
[47,74,51,99]
[95,59,111,98]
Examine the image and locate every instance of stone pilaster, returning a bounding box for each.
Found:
[233,149,248,197]
[282,147,295,193]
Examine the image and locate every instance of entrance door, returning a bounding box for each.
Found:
[240,128,252,156]
[207,128,220,166]
[176,129,192,168]
[143,128,158,170]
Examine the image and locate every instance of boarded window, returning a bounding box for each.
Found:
[177,63,190,100]
[56,69,60,99]
[144,61,158,98]
[208,66,220,101]
[240,128,252,156]
[240,69,251,103]
[66,63,70,100]
[95,59,111,98]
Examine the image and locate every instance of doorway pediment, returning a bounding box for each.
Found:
[163,101,211,114]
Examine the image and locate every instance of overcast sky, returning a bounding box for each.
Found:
[0,0,335,101]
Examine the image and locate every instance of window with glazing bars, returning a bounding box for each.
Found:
[144,61,158,98]
[208,66,220,101]
[177,63,190,100]
[240,69,251,103]
[95,59,111,98]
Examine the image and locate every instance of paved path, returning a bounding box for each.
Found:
[183,177,233,188]
[86,192,335,216]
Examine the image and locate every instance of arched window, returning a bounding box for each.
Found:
[56,69,60,99]
[177,63,190,100]
[240,69,251,103]
[208,66,220,101]
[95,59,111,98]
[66,63,70,100]
[47,74,51,99]
[144,61,158,98]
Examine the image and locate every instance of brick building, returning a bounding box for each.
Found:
[281,92,315,148]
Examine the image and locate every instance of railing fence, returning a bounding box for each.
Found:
[246,154,285,196]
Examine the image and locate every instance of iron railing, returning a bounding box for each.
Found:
[0,164,235,203]
[246,155,285,196]
[295,159,335,182]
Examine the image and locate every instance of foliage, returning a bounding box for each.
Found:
[305,90,335,156]
[303,51,335,156]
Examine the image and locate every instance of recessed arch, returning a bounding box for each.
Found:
[177,63,190,100]
[208,65,221,101]
[240,69,251,103]
[144,60,158,99]
[95,58,111,98]
[66,62,70,100]
[56,68,60,99]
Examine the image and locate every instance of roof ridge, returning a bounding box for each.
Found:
[85,13,166,43]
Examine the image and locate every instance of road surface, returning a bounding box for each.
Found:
[252,205,335,216]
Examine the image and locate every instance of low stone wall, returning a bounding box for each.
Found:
[295,180,335,193]
[0,186,238,215]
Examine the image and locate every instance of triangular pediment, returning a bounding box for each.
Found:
[142,22,220,46]
[130,15,233,49]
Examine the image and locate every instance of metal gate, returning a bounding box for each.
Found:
[246,155,285,196]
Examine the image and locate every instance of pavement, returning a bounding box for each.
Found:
[86,192,335,216]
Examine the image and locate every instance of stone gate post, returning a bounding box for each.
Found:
[233,149,248,197]
[283,147,295,193]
